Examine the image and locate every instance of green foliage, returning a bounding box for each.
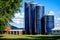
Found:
[0,0,22,31]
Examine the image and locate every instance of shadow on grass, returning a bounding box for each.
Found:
[0,35,60,40]
[26,35,60,40]
[0,36,3,37]
[0,38,59,40]
[0,38,32,40]
[0,34,3,37]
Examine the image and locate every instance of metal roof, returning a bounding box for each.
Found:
[52,27,60,30]
[9,29,24,31]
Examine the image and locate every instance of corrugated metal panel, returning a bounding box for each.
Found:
[41,16,45,34]
[35,6,44,34]
[45,15,54,34]
[25,2,30,34]
[29,3,37,34]
[25,2,45,34]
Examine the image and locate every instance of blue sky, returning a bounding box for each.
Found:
[11,0,60,28]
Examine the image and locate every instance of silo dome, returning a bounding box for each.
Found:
[47,11,54,15]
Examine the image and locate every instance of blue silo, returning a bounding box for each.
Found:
[25,2,30,34]
[35,4,44,34]
[25,2,45,34]
[45,11,54,34]
[29,3,37,34]
[41,16,45,34]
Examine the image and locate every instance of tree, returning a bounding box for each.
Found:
[0,0,22,31]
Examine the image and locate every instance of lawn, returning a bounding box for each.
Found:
[0,34,60,40]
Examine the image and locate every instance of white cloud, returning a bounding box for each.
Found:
[58,11,60,14]
[55,17,60,21]
[13,12,24,24]
[55,17,60,24]
[10,12,24,28]
[54,17,60,27]
[14,13,20,18]
[14,12,24,18]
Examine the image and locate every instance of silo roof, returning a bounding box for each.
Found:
[36,4,44,6]
[46,11,54,16]
[47,11,54,15]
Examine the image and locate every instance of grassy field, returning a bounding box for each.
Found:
[0,34,60,40]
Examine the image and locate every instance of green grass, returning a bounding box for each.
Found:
[0,34,60,40]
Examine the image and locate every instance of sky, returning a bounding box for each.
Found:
[10,12,24,28]
[10,0,60,28]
